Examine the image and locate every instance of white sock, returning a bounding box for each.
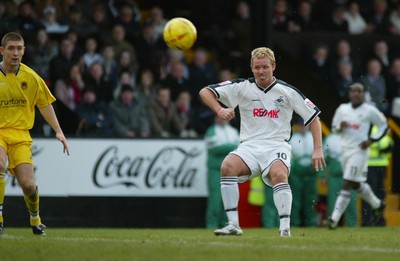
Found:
[273,183,292,231]
[331,190,351,225]
[221,176,239,227]
[358,183,381,209]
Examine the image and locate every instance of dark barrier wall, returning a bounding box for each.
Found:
[6,197,206,228]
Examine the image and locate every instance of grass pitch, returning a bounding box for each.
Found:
[0,227,399,261]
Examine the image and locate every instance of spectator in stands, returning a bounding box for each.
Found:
[112,3,141,43]
[82,37,104,71]
[40,5,69,35]
[109,84,150,138]
[64,28,84,59]
[76,87,114,137]
[188,47,219,109]
[136,68,159,104]
[228,1,253,76]
[107,0,141,31]
[117,49,138,80]
[309,43,332,82]
[272,0,289,31]
[369,39,392,79]
[389,3,400,35]
[26,29,58,81]
[360,58,388,113]
[344,1,368,34]
[176,90,198,138]
[324,5,349,32]
[57,0,77,21]
[48,37,80,89]
[101,44,119,90]
[0,1,18,36]
[113,70,136,100]
[147,86,184,138]
[287,0,321,33]
[147,5,168,41]
[108,24,139,75]
[62,3,96,39]
[330,39,362,81]
[334,60,355,102]
[53,64,84,111]
[134,21,167,75]
[219,68,236,82]
[84,62,114,104]
[89,4,112,44]
[386,58,400,111]
[160,49,190,80]
[14,1,44,43]
[161,59,192,102]
[365,0,391,34]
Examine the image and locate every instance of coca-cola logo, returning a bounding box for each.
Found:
[92,145,202,189]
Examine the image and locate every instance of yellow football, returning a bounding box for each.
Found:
[163,17,197,50]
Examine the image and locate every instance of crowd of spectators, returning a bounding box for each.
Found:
[273,0,400,118]
[1,0,400,139]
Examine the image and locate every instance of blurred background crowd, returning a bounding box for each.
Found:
[0,0,400,138]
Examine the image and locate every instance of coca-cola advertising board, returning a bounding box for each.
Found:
[5,139,208,197]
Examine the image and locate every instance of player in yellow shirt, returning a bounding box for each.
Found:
[0,32,70,235]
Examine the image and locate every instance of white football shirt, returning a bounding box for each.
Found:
[331,102,388,151]
[207,77,321,143]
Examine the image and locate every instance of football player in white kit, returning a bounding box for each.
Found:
[199,47,326,237]
[326,83,388,229]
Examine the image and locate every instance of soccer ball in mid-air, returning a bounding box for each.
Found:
[163,17,197,50]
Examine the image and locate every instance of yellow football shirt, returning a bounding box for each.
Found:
[0,63,56,130]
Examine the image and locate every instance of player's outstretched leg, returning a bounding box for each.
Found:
[326,190,351,229]
[273,183,292,237]
[214,176,242,236]
[372,201,386,225]
[358,183,386,226]
[24,186,46,235]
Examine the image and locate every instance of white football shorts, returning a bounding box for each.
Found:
[342,148,369,183]
[230,140,292,187]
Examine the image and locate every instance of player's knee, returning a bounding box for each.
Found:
[23,184,37,196]
[220,161,234,176]
[0,160,6,173]
[269,170,288,185]
[18,179,36,195]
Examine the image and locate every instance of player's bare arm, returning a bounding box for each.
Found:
[199,88,235,121]
[360,139,373,150]
[309,117,326,171]
[339,121,348,131]
[38,105,70,155]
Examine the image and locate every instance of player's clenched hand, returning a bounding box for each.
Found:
[218,108,235,121]
[56,132,70,156]
[312,147,326,171]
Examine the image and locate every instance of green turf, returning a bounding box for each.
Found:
[0,227,399,261]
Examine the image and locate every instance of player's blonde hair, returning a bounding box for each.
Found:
[250,47,276,66]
